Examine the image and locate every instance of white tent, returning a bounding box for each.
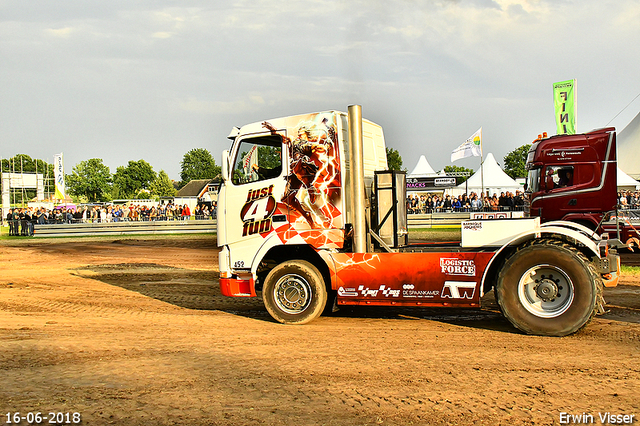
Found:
[618,166,639,190]
[618,111,640,177]
[407,154,444,193]
[408,155,436,177]
[451,153,521,196]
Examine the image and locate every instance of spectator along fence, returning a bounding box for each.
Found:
[32,217,216,238]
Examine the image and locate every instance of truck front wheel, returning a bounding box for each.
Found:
[496,240,602,336]
[262,260,327,325]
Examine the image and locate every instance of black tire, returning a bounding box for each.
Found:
[262,260,327,325]
[496,239,602,336]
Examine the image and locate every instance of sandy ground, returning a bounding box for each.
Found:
[0,235,639,426]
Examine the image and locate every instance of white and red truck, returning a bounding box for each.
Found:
[217,105,620,336]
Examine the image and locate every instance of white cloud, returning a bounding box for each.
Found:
[177,95,266,115]
[152,32,174,39]
[45,27,75,37]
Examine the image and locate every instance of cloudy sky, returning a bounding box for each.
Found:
[2,0,640,180]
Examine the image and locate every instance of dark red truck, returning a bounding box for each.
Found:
[524,128,618,231]
[524,128,640,248]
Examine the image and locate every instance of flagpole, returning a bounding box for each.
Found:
[480,128,484,199]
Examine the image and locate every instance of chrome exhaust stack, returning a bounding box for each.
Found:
[347,104,367,253]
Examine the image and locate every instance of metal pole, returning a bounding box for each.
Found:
[20,156,25,207]
[35,158,38,202]
[480,156,484,198]
[348,105,367,253]
[480,127,484,198]
[12,157,15,205]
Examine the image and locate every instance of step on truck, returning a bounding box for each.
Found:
[217,105,620,336]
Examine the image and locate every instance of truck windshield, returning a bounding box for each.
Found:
[526,168,540,193]
[231,135,283,185]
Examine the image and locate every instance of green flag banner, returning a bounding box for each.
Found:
[553,79,577,135]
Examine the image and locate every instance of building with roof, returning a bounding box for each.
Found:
[172,179,219,212]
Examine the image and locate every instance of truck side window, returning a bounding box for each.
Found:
[546,166,574,189]
[557,167,574,187]
[231,135,283,185]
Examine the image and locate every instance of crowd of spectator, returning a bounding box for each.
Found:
[5,207,37,236]
[4,202,217,236]
[6,191,639,236]
[619,191,640,209]
[407,191,526,214]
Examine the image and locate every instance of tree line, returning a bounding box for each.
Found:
[1,148,221,203]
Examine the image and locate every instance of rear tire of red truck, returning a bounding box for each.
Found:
[262,260,327,325]
[496,239,602,337]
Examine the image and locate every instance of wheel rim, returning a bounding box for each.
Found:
[272,273,312,314]
[517,264,575,318]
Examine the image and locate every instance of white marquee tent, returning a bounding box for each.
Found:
[618,111,640,178]
[407,155,436,177]
[618,166,639,190]
[450,153,521,196]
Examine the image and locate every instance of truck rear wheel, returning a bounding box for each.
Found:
[262,260,327,325]
[496,239,602,336]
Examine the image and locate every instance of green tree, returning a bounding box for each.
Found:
[503,144,531,179]
[150,170,177,198]
[180,148,221,187]
[386,147,405,171]
[66,158,112,202]
[112,159,156,199]
[258,146,281,169]
[443,165,474,185]
[1,154,52,175]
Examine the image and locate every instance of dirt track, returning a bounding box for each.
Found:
[1,236,639,425]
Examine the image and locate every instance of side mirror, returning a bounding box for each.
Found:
[221,150,230,183]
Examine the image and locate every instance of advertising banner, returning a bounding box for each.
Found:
[406,176,457,190]
[53,153,66,200]
[553,79,577,135]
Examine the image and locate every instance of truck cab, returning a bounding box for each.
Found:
[525,128,617,230]
[217,110,386,297]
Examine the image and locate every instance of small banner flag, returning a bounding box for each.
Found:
[451,128,482,162]
[242,145,258,175]
[553,79,577,135]
[53,153,66,200]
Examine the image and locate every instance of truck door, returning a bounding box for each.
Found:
[223,133,288,258]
